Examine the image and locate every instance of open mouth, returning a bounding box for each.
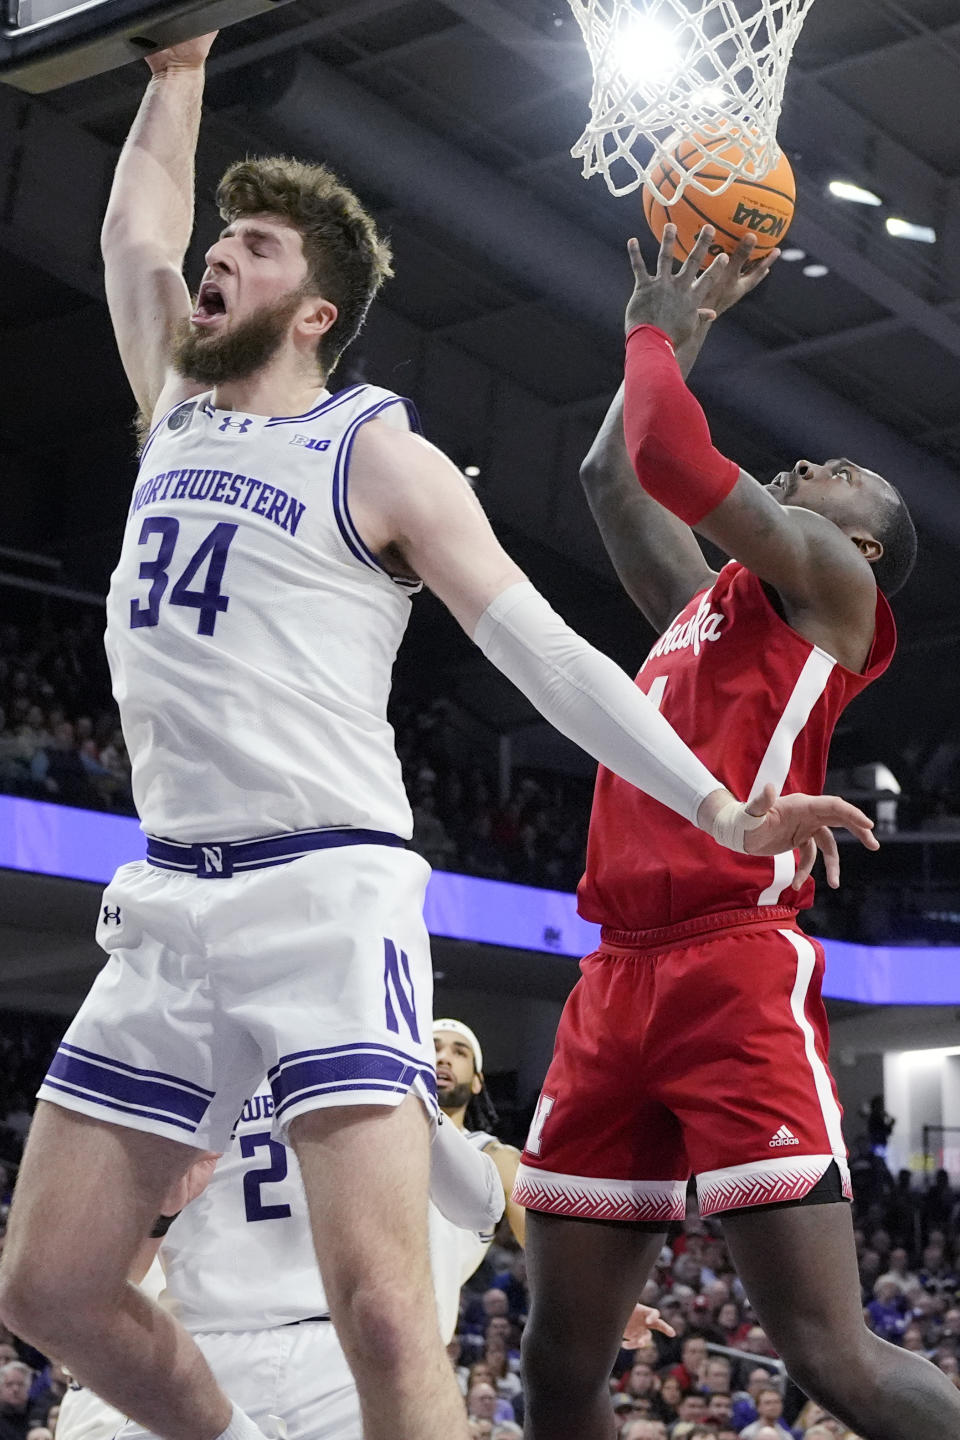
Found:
[192,281,228,324]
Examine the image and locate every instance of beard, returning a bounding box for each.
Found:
[171,285,308,386]
[437,1079,474,1112]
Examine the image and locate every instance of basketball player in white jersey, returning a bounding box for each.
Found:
[431,1019,523,1351]
[0,28,878,1440]
[57,1085,505,1440]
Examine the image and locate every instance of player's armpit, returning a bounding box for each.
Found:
[347,423,528,632]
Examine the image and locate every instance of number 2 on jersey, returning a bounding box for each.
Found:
[240,1131,292,1223]
[129,517,237,636]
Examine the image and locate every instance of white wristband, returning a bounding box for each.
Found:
[710,799,766,853]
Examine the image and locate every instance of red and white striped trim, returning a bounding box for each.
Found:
[697,1153,852,1217]
[513,1164,686,1222]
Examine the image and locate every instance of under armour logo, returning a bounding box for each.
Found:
[201,846,224,873]
[102,905,122,925]
[219,416,253,434]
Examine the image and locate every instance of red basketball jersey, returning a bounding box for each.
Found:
[578,563,896,932]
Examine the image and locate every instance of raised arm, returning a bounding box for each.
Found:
[581,232,781,633]
[348,420,878,880]
[580,382,715,633]
[100,34,217,423]
[621,226,878,669]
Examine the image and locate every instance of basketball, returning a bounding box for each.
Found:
[642,132,796,264]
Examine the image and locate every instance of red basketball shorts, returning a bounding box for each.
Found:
[514,910,852,1222]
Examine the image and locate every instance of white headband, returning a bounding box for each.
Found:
[433,1018,483,1075]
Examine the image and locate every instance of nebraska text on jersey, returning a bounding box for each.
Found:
[643,592,725,664]
[579,563,896,932]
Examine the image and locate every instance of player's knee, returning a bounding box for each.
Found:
[332,1279,432,1373]
[522,1318,605,1404]
[782,1327,872,1406]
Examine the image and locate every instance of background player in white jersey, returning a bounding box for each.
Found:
[0,27,878,1440]
[431,1020,524,1350]
[58,1086,504,1440]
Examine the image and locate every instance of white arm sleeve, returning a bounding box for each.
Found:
[473,581,719,827]
[429,1115,505,1233]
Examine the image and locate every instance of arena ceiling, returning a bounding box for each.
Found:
[1,0,959,737]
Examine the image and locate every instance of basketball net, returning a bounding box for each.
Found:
[568,0,817,201]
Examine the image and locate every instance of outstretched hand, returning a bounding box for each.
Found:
[626,225,780,377]
[625,224,726,350]
[741,783,879,889]
[622,1303,677,1348]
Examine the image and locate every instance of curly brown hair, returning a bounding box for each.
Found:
[215,156,394,374]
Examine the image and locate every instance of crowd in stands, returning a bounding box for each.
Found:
[0,621,133,817]
[0,1014,960,1439]
[7,612,960,906]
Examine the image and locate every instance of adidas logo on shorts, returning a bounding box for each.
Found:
[769,1124,800,1147]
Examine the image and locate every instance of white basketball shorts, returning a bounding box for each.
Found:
[38,844,437,1150]
[60,1323,360,1440]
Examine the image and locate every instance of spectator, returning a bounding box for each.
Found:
[467,1382,514,1428]
[877,1245,917,1290]
[620,1421,667,1440]
[738,1385,794,1440]
[705,1391,734,1428]
[699,1357,732,1396]
[612,1393,640,1432]
[654,1372,683,1424]
[669,1336,709,1390]
[866,1278,907,1341]
[674,1392,708,1425]
[732,1368,780,1431]
[491,1426,522,1440]
[621,1361,658,1401]
[0,1364,34,1440]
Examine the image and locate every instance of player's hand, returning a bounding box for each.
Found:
[625,226,725,350]
[160,1151,220,1215]
[742,783,879,889]
[146,31,218,74]
[622,1303,677,1348]
[694,230,779,318]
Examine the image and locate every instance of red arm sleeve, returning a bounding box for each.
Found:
[623,324,740,526]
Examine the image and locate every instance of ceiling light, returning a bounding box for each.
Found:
[886,217,936,244]
[802,264,829,278]
[616,13,682,85]
[780,247,806,262]
[828,179,882,206]
[464,465,481,478]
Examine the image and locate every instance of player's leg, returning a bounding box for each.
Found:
[290,1094,466,1440]
[522,1212,666,1440]
[0,1102,234,1440]
[722,1199,960,1438]
[513,946,689,1440]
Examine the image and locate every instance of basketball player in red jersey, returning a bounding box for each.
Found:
[516,226,960,1440]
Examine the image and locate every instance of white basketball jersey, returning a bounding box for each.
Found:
[160,1089,324,1332]
[429,1129,499,1343]
[160,1094,498,1336]
[105,385,420,842]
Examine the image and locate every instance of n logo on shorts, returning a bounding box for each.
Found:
[383,938,420,1043]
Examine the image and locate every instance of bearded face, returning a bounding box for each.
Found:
[172,284,309,386]
[437,1077,475,1112]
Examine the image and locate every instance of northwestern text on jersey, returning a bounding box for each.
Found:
[131,467,306,537]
